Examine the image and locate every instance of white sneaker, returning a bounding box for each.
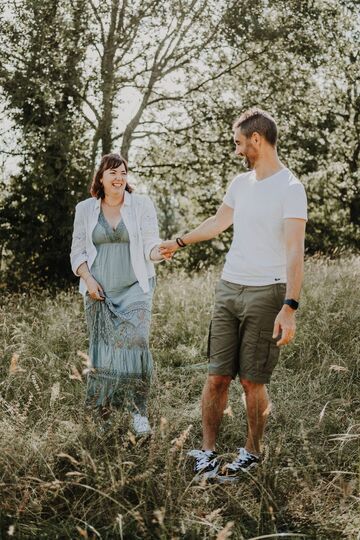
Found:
[131,413,152,436]
[187,449,219,480]
[216,447,260,483]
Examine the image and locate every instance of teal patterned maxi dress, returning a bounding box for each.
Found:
[84,209,155,414]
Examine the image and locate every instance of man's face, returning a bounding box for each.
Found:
[233,129,258,169]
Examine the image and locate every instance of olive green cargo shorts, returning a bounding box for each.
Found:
[207,279,287,384]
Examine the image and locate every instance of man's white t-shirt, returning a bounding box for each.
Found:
[222,167,307,286]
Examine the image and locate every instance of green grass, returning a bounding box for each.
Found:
[0,257,359,539]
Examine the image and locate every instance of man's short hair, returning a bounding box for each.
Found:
[233,108,278,146]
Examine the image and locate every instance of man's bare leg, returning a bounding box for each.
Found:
[240,378,270,455]
[202,374,232,451]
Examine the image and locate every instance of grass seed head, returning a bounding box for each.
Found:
[216,521,234,540]
[70,365,83,382]
[171,424,193,453]
[9,352,25,374]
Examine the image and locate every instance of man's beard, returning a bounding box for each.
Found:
[243,155,254,170]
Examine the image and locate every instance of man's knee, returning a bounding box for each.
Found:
[240,377,265,394]
[206,374,232,394]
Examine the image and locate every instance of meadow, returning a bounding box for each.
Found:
[0,257,359,539]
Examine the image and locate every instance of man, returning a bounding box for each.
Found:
[160,108,307,482]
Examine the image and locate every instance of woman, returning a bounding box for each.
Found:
[70,153,164,435]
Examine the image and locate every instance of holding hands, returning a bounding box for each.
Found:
[159,238,184,260]
[150,243,174,262]
[159,240,177,259]
[80,239,181,304]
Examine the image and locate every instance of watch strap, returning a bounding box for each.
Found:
[284,298,299,310]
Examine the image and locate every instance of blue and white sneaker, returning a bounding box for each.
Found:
[217,447,260,483]
[131,413,152,436]
[187,449,220,480]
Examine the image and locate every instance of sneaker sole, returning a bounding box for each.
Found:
[134,429,152,437]
[214,475,239,484]
[194,464,220,482]
[215,463,259,484]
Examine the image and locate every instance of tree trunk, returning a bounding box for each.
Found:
[99,0,119,156]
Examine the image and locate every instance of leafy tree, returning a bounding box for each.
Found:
[0,0,90,288]
[80,0,225,170]
[0,0,358,288]
[137,0,360,267]
[0,0,233,287]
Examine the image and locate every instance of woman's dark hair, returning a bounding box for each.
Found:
[90,153,133,198]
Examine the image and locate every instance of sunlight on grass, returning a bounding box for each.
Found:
[0,257,359,538]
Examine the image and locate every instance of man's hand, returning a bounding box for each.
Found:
[85,275,105,301]
[159,239,179,259]
[272,305,296,346]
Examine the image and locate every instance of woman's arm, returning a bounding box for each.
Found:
[77,261,104,301]
[70,203,104,300]
[70,203,88,276]
[140,196,165,262]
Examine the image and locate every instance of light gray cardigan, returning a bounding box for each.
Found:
[70,191,161,295]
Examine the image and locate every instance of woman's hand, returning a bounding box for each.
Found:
[159,239,179,259]
[85,275,105,301]
[151,244,173,261]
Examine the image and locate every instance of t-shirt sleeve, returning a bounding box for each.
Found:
[283,182,308,221]
[223,177,238,209]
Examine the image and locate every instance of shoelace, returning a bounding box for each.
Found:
[189,450,216,472]
[227,448,256,471]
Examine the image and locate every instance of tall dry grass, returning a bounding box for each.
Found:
[0,257,359,539]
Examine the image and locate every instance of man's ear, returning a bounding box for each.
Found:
[251,131,261,147]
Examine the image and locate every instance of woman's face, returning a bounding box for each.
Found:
[101,163,128,197]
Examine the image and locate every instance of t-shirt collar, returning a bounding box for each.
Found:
[254,167,288,183]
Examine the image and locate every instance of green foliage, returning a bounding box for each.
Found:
[0,0,91,289]
[138,0,360,268]
[0,0,359,287]
[0,259,359,538]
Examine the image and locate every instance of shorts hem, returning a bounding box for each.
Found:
[238,372,271,384]
[208,367,236,380]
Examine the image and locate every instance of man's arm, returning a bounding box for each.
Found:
[273,218,306,346]
[159,203,234,256]
[284,218,306,301]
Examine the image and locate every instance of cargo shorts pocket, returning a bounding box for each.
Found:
[255,330,280,375]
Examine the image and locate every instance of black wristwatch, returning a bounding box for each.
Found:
[283,298,299,310]
[176,237,187,248]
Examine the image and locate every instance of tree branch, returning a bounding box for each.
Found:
[75,91,101,122]
[89,0,106,46]
[147,47,269,106]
